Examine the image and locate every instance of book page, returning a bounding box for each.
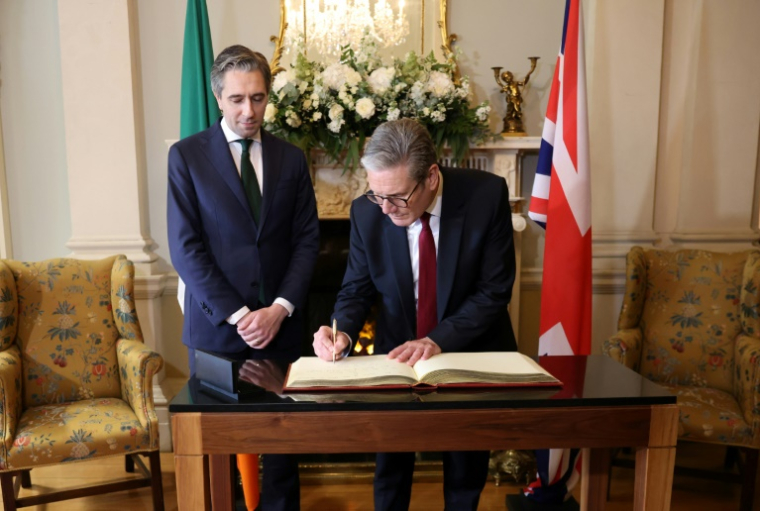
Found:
[412,352,559,385]
[285,355,419,388]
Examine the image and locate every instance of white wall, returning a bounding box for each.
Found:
[0,0,70,261]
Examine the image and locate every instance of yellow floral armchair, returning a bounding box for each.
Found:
[604,247,760,509]
[0,256,164,510]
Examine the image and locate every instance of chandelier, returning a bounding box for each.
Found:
[286,0,410,57]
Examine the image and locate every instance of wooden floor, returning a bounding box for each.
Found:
[0,443,741,510]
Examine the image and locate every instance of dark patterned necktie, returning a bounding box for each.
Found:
[236,139,266,304]
[236,139,262,225]
[417,212,438,339]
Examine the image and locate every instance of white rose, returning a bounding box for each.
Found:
[430,110,446,123]
[410,81,425,104]
[320,63,347,90]
[356,98,376,119]
[321,63,361,91]
[345,67,362,88]
[426,71,455,98]
[328,103,345,121]
[285,110,301,128]
[476,105,491,122]
[303,99,312,110]
[272,69,295,93]
[312,112,323,121]
[328,118,345,133]
[264,103,277,123]
[368,67,396,94]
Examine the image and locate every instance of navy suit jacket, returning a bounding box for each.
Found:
[167,121,319,358]
[333,167,517,355]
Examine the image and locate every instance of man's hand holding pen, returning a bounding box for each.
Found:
[313,324,350,362]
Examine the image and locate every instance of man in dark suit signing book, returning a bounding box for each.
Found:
[313,118,517,511]
[168,45,318,511]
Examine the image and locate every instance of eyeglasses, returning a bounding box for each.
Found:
[364,182,420,209]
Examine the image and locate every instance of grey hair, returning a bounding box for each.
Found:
[360,119,437,182]
[210,45,272,97]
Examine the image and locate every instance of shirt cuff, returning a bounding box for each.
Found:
[341,333,353,357]
[273,298,295,317]
[226,306,251,325]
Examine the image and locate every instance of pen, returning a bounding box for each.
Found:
[331,319,337,364]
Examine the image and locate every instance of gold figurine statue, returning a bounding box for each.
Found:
[492,57,539,136]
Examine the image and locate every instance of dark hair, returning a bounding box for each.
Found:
[210,45,272,96]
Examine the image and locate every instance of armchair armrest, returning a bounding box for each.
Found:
[734,333,760,448]
[117,339,163,449]
[0,345,22,470]
[603,328,643,372]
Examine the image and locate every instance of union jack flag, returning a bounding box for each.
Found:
[525,0,591,504]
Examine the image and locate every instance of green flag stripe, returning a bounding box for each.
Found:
[180,0,217,139]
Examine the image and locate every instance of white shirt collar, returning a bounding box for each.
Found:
[220,117,261,144]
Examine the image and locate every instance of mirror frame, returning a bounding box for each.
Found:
[270,0,458,77]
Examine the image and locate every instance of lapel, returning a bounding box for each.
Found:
[436,168,464,320]
[258,129,283,238]
[199,121,255,223]
[382,216,416,336]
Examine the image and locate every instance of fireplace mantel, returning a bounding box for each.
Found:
[311,137,541,231]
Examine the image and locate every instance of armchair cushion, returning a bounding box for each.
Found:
[6,258,124,407]
[6,397,150,471]
[637,249,749,394]
[668,384,753,447]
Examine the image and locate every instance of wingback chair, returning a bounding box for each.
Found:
[0,256,164,510]
[603,247,760,510]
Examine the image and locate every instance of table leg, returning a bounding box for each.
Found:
[580,447,610,511]
[209,454,236,511]
[633,446,676,511]
[175,454,211,511]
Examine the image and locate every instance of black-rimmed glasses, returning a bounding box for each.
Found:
[364,182,420,209]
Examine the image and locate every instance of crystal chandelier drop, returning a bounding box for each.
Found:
[286,0,409,57]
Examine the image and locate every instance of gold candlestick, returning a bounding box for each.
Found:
[492,57,539,136]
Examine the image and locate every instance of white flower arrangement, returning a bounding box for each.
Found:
[265,35,493,169]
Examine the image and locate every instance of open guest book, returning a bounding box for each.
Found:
[283,352,562,392]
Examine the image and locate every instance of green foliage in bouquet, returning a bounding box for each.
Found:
[264,37,493,171]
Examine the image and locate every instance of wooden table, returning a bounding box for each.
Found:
[170,355,678,511]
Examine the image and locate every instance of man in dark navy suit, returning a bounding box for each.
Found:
[313,119,516,511]
[168,45,318,511]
